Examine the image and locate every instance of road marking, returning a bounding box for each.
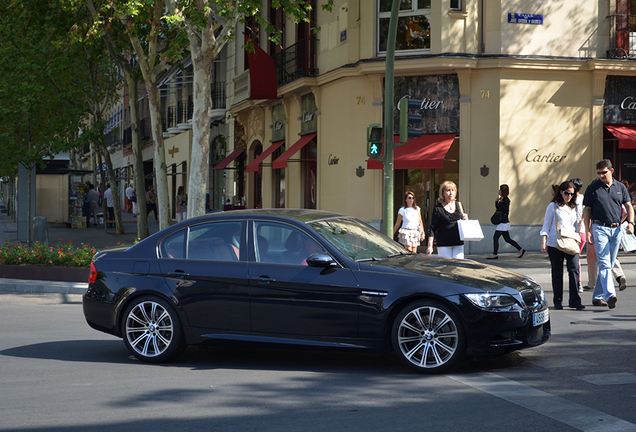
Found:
[449,372,636,432]
[577,373,636,386]
[528,357,597,368]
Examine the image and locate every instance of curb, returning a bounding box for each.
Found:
[0,278,88,295]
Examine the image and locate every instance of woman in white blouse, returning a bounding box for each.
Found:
[540,181,584,310]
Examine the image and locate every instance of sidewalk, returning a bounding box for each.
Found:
[0,201,160,250]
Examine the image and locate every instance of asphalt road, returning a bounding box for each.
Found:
[1,265,636,432]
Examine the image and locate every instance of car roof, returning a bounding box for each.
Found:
[192,209,346,224]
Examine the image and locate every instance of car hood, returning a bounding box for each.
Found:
[358,255,538,293]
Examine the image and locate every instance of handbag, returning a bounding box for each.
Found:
[554,204,580,255]
[621,223,636,252]
[490,211,504,225]
[457,202,484,241]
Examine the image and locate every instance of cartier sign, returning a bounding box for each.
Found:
[525,149,567,163]
[621,96,636,110]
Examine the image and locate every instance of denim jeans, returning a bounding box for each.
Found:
[592,224,622,301]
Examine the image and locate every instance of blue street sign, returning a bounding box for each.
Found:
[508,13,543,25]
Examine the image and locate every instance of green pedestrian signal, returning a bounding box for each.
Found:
[367,124,383,157]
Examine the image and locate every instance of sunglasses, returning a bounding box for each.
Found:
[406,196,414,200]
[597,170,609,175]
[562,191,574,196]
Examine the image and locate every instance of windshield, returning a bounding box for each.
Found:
[308,217,408,261]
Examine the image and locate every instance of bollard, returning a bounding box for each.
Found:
[32,216,48,245]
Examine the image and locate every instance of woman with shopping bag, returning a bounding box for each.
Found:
[426,181,469,259]
[540,180,585,310]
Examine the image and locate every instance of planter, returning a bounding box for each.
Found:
[0,265,89,283]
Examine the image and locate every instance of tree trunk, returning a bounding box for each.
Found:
[145,83,170,231]
[188,53,214,218]
[122,16,170,232]
[125,74,149,239]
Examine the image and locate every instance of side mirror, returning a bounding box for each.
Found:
[306,253,337,268]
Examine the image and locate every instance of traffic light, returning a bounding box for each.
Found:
[367,123,383,157]
[399,97,423,143]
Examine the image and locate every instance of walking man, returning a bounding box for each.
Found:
[583,159,635,309]
[103,184,115,228]
[125,183,134,213]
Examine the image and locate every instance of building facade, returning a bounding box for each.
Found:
[220,0,636,253]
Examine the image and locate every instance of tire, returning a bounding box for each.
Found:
[122,296,186,363]
[392,300,466,373]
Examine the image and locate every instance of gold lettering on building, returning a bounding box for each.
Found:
[525,149,567,163]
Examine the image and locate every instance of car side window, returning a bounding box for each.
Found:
[161,230,186,259]
[254,222,323,265]
[187,221,243,261]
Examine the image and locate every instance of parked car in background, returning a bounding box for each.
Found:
[83,209,550,373]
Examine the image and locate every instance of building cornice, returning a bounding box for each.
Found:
[230,55,636,113]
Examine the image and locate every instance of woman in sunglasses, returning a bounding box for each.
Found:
[393,191,425,253]
[540,180,584,310]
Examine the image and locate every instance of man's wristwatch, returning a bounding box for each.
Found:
[630,222,635,227]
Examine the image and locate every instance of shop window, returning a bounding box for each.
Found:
[302,140,317,209]
[252,142,263,209]
[378,0,431,53]
[272,145,285,208]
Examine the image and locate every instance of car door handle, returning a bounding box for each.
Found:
[166,270,189,278]
[251,276,275,284]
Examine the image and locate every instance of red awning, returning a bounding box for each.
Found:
[246,140,285,173]
[272,134,317,169]
[213,148,245,170]
[367,134,456,170]
[246,36,278,100]
[605,125,636,149]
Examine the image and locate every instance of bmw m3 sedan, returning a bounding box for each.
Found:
[83,209,550,373]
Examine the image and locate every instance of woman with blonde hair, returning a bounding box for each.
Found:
[426,181,469,259]
[393,191,425,253]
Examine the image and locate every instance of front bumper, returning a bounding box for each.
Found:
[452,294,551,357]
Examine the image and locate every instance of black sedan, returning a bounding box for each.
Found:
[83,209,550,373]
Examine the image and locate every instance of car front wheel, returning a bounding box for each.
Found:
[122,296,185,363]
[392,300,466,373]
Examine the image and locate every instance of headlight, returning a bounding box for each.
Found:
[464,293,518,309]
[538,289,546,303]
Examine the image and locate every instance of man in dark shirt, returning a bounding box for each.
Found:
[583,159,635,309]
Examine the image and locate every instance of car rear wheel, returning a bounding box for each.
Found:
[122,296,185,363]
[392,300,466,373]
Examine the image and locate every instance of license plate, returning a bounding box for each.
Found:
[532,309,549,327]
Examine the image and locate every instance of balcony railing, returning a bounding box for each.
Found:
[608,14,636,58]
[167,106,178,129]
[272,39,317,85]
[211,82,225,109]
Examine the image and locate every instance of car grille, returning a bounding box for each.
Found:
[520,288,540,308]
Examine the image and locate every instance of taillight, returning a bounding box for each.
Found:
[88,262,98,284]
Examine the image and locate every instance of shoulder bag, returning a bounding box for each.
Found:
[490,211,504,225]
[457,202,484,241]
[621,222,636,252]
[554,203,580,255]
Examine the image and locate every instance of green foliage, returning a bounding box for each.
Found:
[0,0,90,177]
